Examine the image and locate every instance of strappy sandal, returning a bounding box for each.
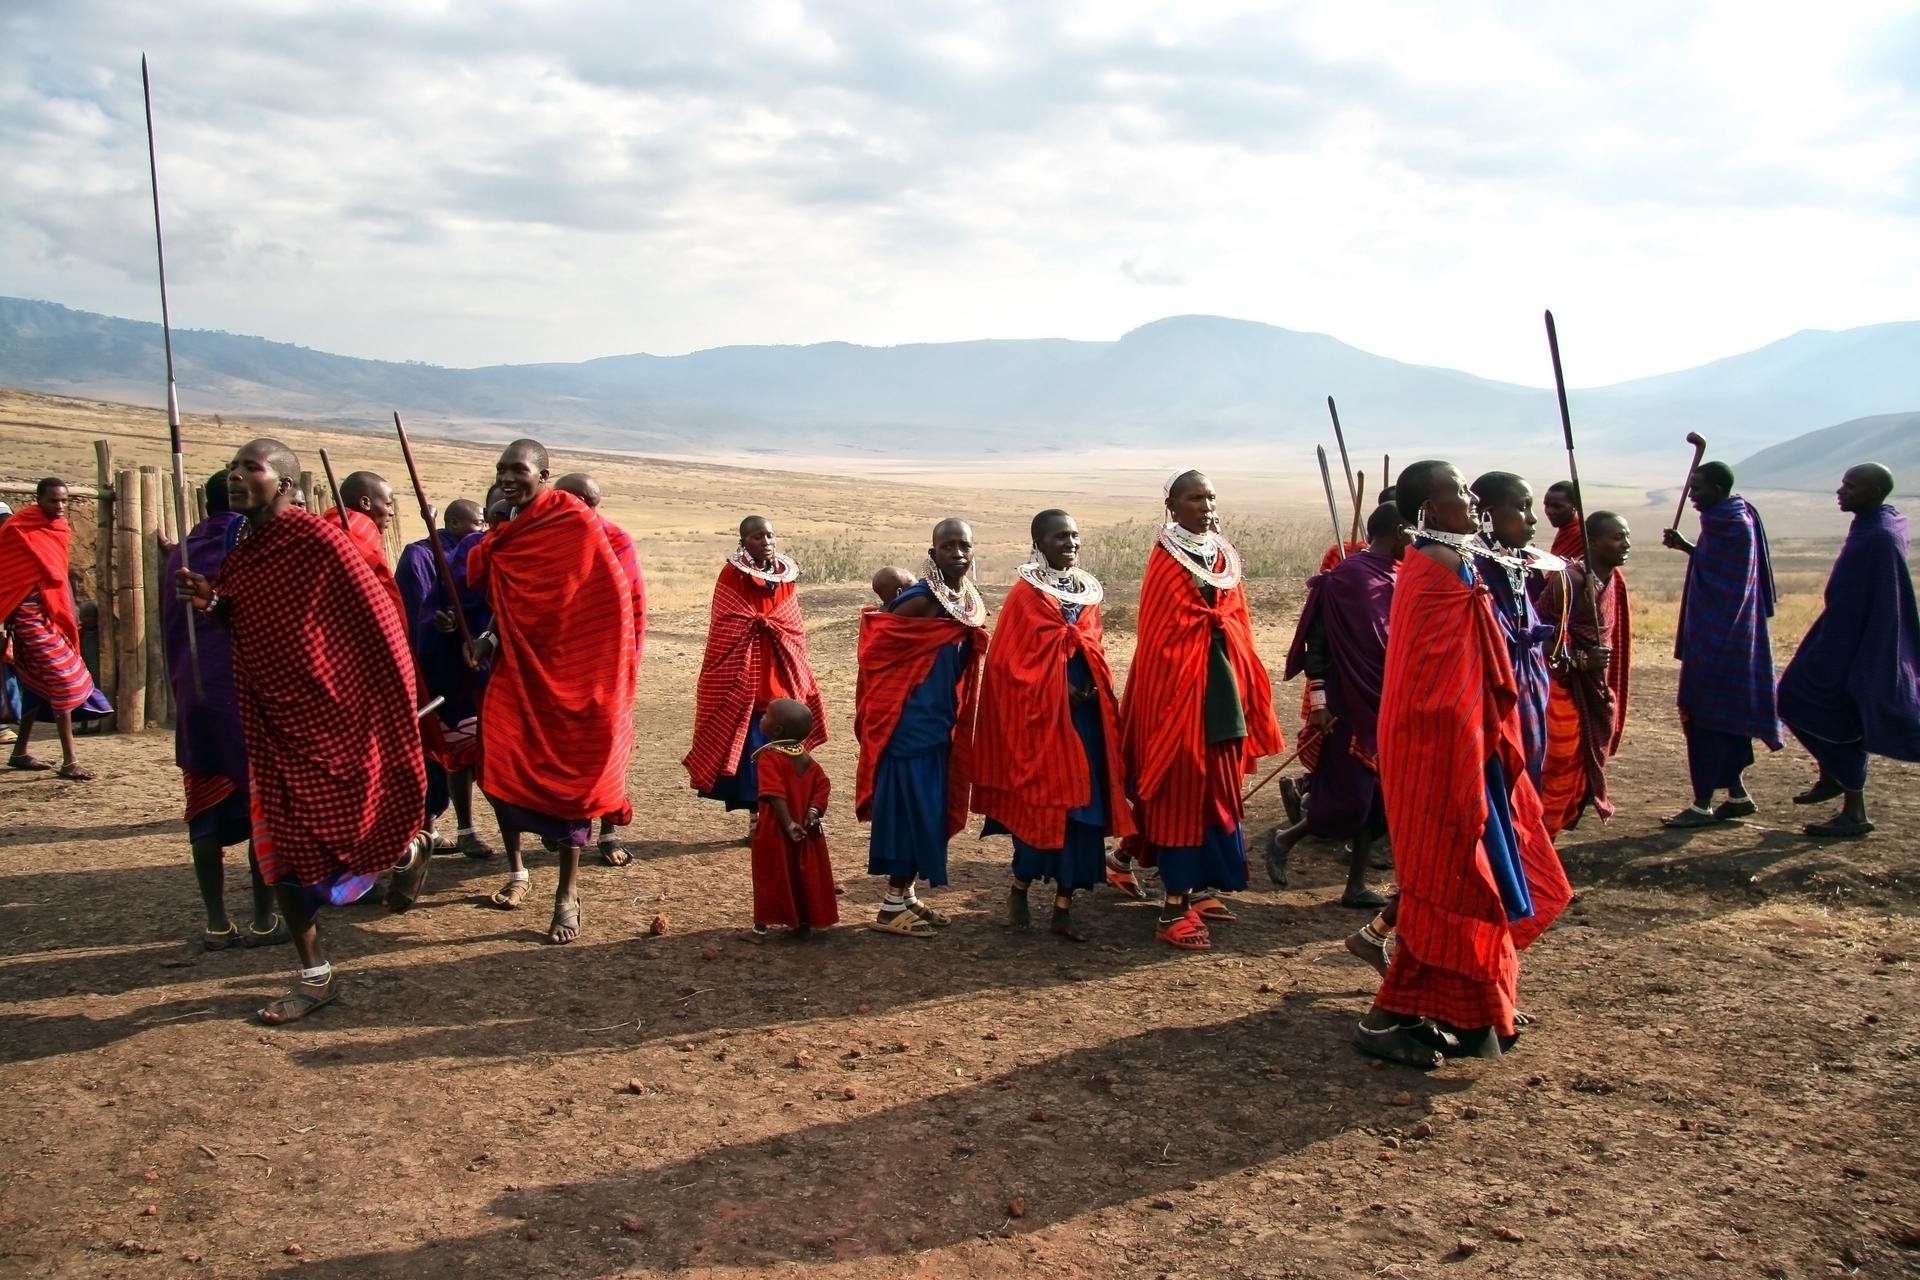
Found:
[868,910,936,938]
[1793,779,1844,806]
[1007,887,1032,928]
[1190,895,1237,924]
[6,755,50,772]
[456,831,496,860]
[1353,1022,1442,1069]
[383,834,433,913]
[903,899,952,928]
[1344,927,1391,977]
[202,921,239,952]
[1340,888,1388,909]
[1155,910,1212,951]
[546,899,581,945]
[1263,827,1291,887]
[259,977,337,1025]
[241,916,292,948]
[55,763,95,782]
[1661,805,1720,829]
[1712,796,1758,821]
[1105,853,1146,900]
[1049,908,1088,943]
[490,876,530,909]
[597,839,632,868]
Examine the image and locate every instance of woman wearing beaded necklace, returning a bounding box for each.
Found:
[855,517,989,937]
[684,516,827,835]
[972,509,1134,942]
[1119,470,1284,952]
[1353,460,1570,1067]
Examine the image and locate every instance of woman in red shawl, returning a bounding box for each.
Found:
[1355,461,1570,1068]
[973,510,1133,942]
[0,478,111,780]
[1536,511,1633,836]
[685,516,827,837]
[1119,470,1283,951]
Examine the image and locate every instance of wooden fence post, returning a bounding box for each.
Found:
[114,469,145,732]
[299,470,316,514]
[139,466,169,729]
[92,440,118,732]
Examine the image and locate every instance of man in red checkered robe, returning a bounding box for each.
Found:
[176,439,427,1025]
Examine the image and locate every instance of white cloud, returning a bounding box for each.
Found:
[0,0,1915,385]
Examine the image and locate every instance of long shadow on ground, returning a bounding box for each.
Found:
[268,1002,1471,1278]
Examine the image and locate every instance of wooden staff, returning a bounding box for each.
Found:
[1347,469,1366,546]
[392,410,473,646]
[141,54,201,695]
[317,448,352,534]
[1316,446,1346,562]
[1241,733,1317,802]
[1670,432,1708,532]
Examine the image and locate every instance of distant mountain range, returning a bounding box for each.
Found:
[1734,412,1920,491]
[2,296,1915,478]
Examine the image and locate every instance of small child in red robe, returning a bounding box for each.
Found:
[751,698,839,939]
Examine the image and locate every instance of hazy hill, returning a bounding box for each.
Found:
[3,297,1916,473]
[1735,411,1920,492]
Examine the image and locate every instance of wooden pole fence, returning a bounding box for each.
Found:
[113,469,145,732]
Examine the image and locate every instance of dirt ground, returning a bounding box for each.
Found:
[1,395,1917,1279]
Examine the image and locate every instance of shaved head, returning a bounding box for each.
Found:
[340,470,389,508]
[933,516,972,542]
[502,438,550,472]
[1846,463,1894,505]
[444,498,483,534]
[554,472,601,508]
[239,437,300,483]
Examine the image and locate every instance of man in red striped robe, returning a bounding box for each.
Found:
[1542,481,1584,563]
[556,472,650,864]
[175,439,427,1024]
[684,515,826,838]
[1537,512,1633,835]
[1356,461,1571,1067]
[1120,470,1283,951]
[467,442,636,944]
[973,509,1133,942]
[0,477,110,780]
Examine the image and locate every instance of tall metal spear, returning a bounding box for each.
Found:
[142,54,202,696]
[1326,396,1360,527]
[1315,447,1347,562]
[1543,310,1593,580]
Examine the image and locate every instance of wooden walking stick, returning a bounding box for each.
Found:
[1670,431,1708,532]
[1316,447,1347,562]
[1241,733,1318,802]
[392,410,473,646]
[141,54,201,697]
[317,448,353,535]
[1347,469,1366,546]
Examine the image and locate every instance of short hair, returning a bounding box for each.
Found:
[1586,509,1625,538]
[204,471,229,514]
[739,514,771,538]
[1394,460,1456,525]
[1849,462,1895,504]
[1376,486,1396,505]
[444,498,482,526]
[35,476,67,498]
[502,438,550,471]
[1545,479,1578,499]
[1365,502,1404,542]
[1695,461,1735,491]
[340,470,387,508]
[1470,471,1531,508]
[1029,508,1071,543]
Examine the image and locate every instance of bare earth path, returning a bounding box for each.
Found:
[1,579,1916,1280]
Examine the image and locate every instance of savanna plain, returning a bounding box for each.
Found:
[0,389,1915,1279]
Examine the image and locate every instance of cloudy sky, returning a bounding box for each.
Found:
[3,0,1916,384]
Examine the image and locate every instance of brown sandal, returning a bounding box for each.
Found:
[259,977,337,1025]
[490,876,530,909]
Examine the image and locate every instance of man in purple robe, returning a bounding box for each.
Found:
[162,474,283,949]
[1777,463,1920,838]
[1267,503,1407,907]
[1661,462,1782,827]
[395,498,492,857]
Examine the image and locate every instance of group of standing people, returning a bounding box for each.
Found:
[4,439,1914,1069]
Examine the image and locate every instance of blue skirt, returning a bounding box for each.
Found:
[1153,825,1249,895]
[867,743,951,886]
[995,817,1107,892]
[699,714,768,813]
